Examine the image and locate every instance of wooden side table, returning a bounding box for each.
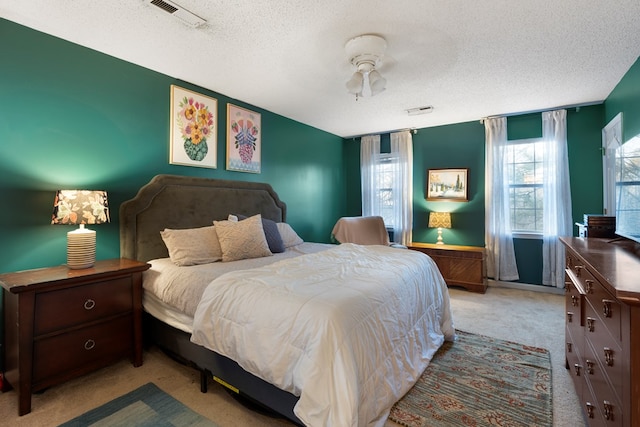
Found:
[409,242,487,293]
[0,258,150,415]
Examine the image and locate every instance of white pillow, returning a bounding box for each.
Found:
[214,214,272,262]
[160,225,222,266]
[277,222,304,248]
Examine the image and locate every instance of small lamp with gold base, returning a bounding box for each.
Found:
[428,211,452,245]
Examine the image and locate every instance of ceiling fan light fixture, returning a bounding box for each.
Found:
[346,71,364,94]
[344,34,388,98]
[368,70,386,95]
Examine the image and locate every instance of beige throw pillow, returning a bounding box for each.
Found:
[160,225,222,266]
[214,214,272,262]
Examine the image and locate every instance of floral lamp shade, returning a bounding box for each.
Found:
[428,212,451,245]
[52,190,109,269]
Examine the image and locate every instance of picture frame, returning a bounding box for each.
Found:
[427,168,468,201]
[226,104,261,173]
[169,85,217,168]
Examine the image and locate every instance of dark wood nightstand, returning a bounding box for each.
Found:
[0,258,150,415]
[409,242,487,293]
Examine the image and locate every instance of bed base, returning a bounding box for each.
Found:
[144,313,303,426]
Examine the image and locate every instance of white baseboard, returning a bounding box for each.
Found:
[488,279,565,295]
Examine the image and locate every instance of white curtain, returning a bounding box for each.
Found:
[360,134,381,216]
[484,117,519,281]
[390,130,413,245]
[542,109,572,288]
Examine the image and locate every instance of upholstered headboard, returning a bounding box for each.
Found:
[120,174,286,262]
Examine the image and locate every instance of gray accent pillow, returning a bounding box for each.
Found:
[235,214,285,253]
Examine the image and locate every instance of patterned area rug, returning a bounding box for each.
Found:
[390,330,552,427]
[58,383,218,427]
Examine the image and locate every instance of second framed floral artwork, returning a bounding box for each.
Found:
[169,85,217,168]
[226,104,261,173]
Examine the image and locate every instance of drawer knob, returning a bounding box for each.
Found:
[602,299,613,318]
[571,295,578,307]
[603,401,614,421]
[575,265,584,277]
[84,339,96,350]
[585,402,595,418]
[585,280,594,294]
[566,342,572,353]
[586,317,595,332]
[567,311,573,323]
[604,347,614,366]
[84,299,96,310]
[586,359,594,375]
[574,363,582,376]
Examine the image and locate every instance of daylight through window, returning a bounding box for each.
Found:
[506,138,544,232]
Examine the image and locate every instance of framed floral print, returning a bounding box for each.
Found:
[427,168,469,201]
[169,85,217,168]
[226,104,261,173]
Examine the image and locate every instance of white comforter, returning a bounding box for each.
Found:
[191,243,455,427]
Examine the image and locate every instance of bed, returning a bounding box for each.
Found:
[120,174,455,427]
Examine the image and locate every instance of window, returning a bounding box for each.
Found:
[376,153,396,228]
[506,138,544,233]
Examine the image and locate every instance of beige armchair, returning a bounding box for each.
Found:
[331,216,406,248]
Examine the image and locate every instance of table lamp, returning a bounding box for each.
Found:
[428,211,451,245]
[51,190,109,269]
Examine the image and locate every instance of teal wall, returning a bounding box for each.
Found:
[343,105,606,285]
[0,18,345,276]
[605,57,640,144]
[0,19,345,358]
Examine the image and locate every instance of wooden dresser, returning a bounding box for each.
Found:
[1,258,150,415]
[560,237,640,427]
[409,242,487,293]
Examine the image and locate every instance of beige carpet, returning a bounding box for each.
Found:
[0,286,585,427]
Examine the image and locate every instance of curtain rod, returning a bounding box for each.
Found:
[345,128,418,140]
[479,101,602,123]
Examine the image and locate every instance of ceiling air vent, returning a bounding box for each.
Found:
[147,0,207,27]
[406,106,434,116]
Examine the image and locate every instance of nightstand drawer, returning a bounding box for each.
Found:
[34,277,132,336]
[32,314,132,385]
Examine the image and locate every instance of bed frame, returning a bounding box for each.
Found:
[120,174,302,425]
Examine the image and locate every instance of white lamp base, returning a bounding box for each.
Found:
[67,225,96,269]
[436,227,444,245]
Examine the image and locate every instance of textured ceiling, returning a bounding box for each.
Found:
[2,1,640,137]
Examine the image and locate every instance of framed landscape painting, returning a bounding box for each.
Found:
[169,85,217,168]
[427,168,468,201]
[226,104,261,173]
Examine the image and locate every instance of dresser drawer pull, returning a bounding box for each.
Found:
[586,317,595,332]
[584,279,594,294]
[564,281,570,291]
[575,265,583,277]
[571,295,578,307]
[574,363,582,376]
[566,342,572,353]
[603,401,614,421]
[585,359,594,375]
[567,311,573,323]
[604,347,614,366]
[602,299,613,318]
[585,402,595,418]
[84,299,96,310]
[84,339,96,351]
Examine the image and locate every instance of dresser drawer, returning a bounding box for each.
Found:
[566,325,584,396]
[32,314,132,384]
[584,280,622,342]
[34,277,132,336]
[584,338,624,415]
